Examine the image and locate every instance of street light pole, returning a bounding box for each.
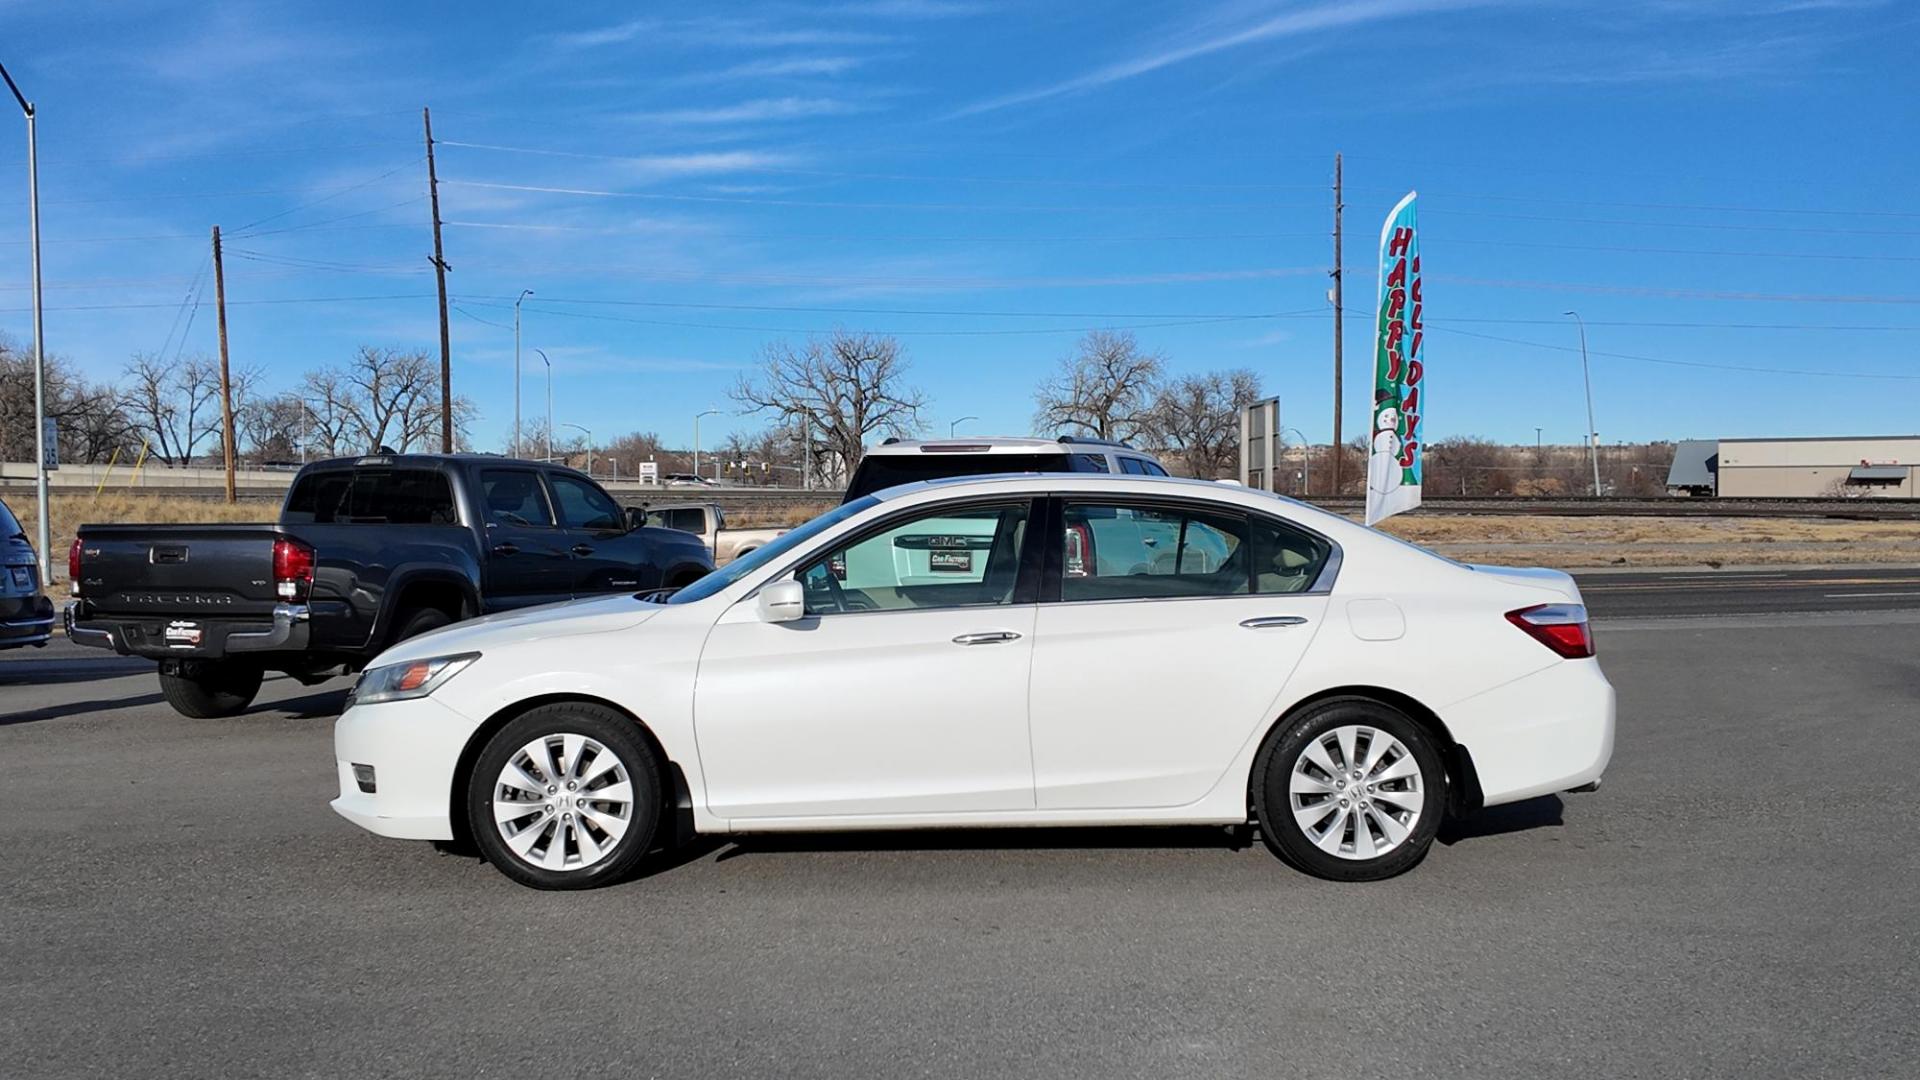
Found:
[513,289,532,457]
[562,423,592,477]
[2,62,50,583]
[693,408,719,481]
[532,348,552,462]
[949,415,978,438]
[1282,426,1310,496]
[1563,311,1602,496]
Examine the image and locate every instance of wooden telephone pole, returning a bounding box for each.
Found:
[424,107,453,452]
[1330,152,1344,499]
[212,224,236,504]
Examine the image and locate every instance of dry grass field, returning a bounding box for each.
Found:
[9,493,1915,588]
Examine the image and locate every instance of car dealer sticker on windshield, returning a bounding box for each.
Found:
[164,620,203,648]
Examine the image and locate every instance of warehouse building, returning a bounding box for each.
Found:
[1713,435,1918,498]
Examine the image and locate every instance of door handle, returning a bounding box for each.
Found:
[571,544,595,556]
[1240,616,1309,629]
[491,543,520,557]
[952,631,1022,646]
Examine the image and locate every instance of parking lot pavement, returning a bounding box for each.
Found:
[4,612,1919,1079]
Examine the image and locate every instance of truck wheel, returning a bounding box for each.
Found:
[158,660,265,719]
[391,607,454,645]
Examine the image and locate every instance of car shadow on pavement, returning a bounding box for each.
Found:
[1,691,165,726]
[713,825,1254,860]
[0,659,152,687]
[1437,795,1564,845]
[252,684,351,720]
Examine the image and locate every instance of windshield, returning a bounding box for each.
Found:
[667,496,880,604]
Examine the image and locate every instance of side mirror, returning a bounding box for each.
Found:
[624,506,647,532]
[756,579,806,623]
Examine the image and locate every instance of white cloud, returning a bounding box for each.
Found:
[950,0,1491,117]
[630,97,873,125]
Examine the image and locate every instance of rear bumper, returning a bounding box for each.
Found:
[1442,659,1615,807]
[0,595,54,649]
[65,600,311,659]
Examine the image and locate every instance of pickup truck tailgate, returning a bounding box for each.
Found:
[78,525,284,617]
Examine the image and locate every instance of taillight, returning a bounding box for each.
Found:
[273,537,315,602]
[1064,521,1094,578]
[68,538,82,596]
[1506,603,1594,659]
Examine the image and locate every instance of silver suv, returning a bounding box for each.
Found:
[845,436,1169,502]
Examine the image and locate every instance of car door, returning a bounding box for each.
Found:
[693,497,1043,820]
[545,471,656,595]
[1027,498,1337,810]
[475,467,572,610]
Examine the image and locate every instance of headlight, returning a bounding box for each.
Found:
[351,652,479,706]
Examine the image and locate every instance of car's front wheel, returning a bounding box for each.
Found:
[467,703,661,890]
[1252,699,1445,881]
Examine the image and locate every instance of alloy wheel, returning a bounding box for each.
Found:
[1287,724,1425,860]
[492,733,635,872]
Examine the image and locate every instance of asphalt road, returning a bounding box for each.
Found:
[1577,565,1920,617]
[3,585,1918,1077]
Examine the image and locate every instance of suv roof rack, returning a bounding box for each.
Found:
[1055,434,1134,449]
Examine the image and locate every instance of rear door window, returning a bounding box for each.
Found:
[1061,501,1249,602]
[1068,454,1110,472]
[479,469,554,527]
[1250,515,1332,594]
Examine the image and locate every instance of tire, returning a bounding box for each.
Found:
[390,606,455,647]
[466,702,662,890]
[157,660,265,719]
[1251,698,1446,882]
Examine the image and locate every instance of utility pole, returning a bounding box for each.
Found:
[2,61,50,581]
[1329,151,1344,499]
[424,107,453,453]
[211,225,237,504]
[1564,311,1602,496]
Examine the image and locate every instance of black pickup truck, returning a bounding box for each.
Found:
[66,453,713,717]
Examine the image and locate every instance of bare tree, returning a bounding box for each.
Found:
[1032,330,1165,441]
[1141,368,1262,479]
[732,330,926,481]
[121,353,224,466]
[238,393,313,463]
[0,340,134,463]
[338,346,435,453]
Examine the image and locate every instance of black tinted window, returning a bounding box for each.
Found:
[0,497,24,538]
[845,452,1071,500]
[1118,457,1150,475]
[1069,453,1110,472]
[284,468,455,525]
[1251,515,1331,594]
[549,474,622,531]
[479,469,553,527]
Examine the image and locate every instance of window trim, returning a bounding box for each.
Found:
[1039,494,1342,605]
[756,494,1048,617]
[478,466,558,530]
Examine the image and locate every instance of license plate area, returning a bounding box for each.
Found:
[164,620,204,648]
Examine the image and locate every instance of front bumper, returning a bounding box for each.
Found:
[65,600,310,659]
[0,594,54,649]
[1443,659,1616,807]
[329,694,479,841]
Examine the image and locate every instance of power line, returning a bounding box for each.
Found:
[444,219,1321,244]
[1437,275,1920,305]
[464,294,1326,320]
[235,197,427,238]
[1431,325,1920,382]
[231,157,424,234]
[440,178,1313,213]
[0,140,414,169]
[0,293,436,314]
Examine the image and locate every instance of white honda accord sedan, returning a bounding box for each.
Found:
[331,475,1613,889]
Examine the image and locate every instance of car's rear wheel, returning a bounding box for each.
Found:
[157,659,265,719]
[1252,699,1444,881]
[467,703,661,890]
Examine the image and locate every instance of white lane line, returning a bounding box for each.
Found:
[1823,591,1920,598]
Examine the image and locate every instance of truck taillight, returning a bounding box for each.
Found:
[68,538,82,596]
[273,537,315,602]
[1505,603,1594,659]
[1064,521,1094,578]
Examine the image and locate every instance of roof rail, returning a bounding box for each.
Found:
[881,437,901,445]
[1055,434,1133,449]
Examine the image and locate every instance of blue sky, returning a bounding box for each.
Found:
[3,0,1917,454]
